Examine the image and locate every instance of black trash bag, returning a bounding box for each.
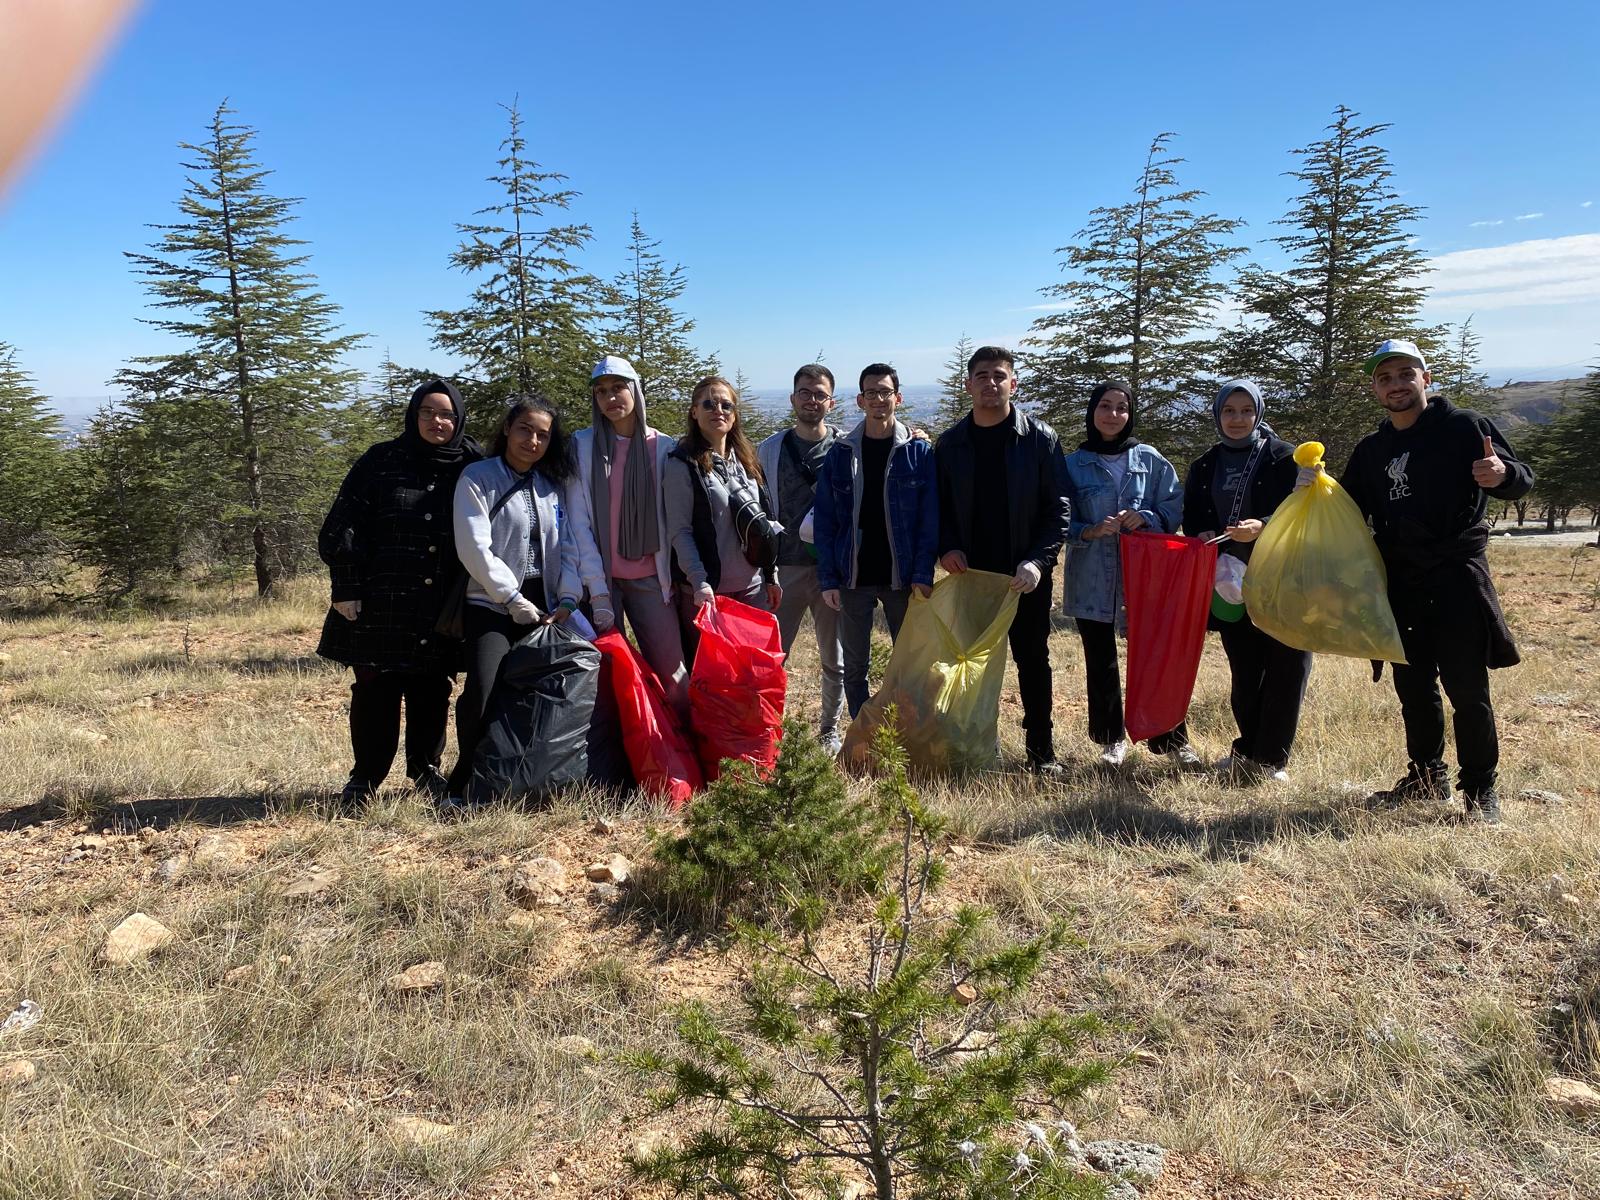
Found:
[586,643,635,790]
[467,624,600,805]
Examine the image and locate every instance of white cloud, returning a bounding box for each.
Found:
[1514,211,1545,221]
[1469,219,1504,227]
[1419,233,1600,311]
[1583,200,1594,208]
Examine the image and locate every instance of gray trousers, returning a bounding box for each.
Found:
[776,563,845,736]
[613,575,689,720]
[838,585,910,718]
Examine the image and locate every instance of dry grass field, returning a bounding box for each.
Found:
[2,540,1599,1199]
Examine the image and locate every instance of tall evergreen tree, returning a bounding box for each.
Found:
[0,343,68,589]
[935,333,974,432]
[427,102,599,428]
[604,211,717,408]
[1024,133,1244,455]
[113,102,363,596]
[71,404,190,598]
[1221,106,1435,462]
[1431,317,1494,414]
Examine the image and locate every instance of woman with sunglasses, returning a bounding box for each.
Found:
[664,375,783,658]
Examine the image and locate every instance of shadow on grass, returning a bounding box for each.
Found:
[976,763,1447,861]
[0,787,336,832]
[101,651,333,678]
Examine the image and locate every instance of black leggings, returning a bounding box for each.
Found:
[445,605,525,795]
[1075,617,1187,751]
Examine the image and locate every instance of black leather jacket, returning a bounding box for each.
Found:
[935,405,1071,573]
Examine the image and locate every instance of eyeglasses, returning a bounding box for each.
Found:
[795,388,832,403]
[418,408,458,423]
[698,399,736,413]
[859,388,896,402]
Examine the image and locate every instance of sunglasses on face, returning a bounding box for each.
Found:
[698,399,736,413]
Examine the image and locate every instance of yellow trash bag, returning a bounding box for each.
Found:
[842,570,1019,774]
[1243,442,1406,663]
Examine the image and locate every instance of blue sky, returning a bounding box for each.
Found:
[3,0,1598,413]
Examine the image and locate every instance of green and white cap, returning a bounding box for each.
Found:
[1363,338,1427,376]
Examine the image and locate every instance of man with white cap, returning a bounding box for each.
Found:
[567,355,688,716]
[1331,338,1533,823]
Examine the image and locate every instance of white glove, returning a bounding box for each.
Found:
[507,594,541,625]
[331,600,360,621]
[1010,562,1042,593]
[692,582,715,609]
[1294,465,1323,490]
[591,594,615,633]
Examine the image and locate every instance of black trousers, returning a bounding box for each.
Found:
[1217,617,1312,769]
[446,605,525,795]
[1011,574,1056,762]
[348,667,452,788]
[1391,586,1498,796]
[1075,617,1187,752]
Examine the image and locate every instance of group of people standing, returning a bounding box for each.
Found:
[316,337,1532,824]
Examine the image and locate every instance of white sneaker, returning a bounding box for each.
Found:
[820,730,843,757]
[1167,745,1205,773]
[1099,740,1128,768]
[1267,768,1290,783]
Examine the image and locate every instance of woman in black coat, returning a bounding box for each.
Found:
[1182,379,1312,783]
[317,380,480,804]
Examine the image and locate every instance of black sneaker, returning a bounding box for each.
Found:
[409,768,449,801]
[338,778,378,808]
[1028,759,1066,779]
[1464,790,1503,825]
[1369,762,1449,808]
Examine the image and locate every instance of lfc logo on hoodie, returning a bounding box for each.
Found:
[1385,451,1411,500]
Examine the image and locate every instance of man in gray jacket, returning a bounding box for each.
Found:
[758,363,846,753]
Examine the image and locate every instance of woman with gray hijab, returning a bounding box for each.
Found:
[1181,379,1311,783]
[566,355,688,716]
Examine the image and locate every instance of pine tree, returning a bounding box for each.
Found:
[1024,133,1244,457]
[71,404,191,599]
[732,366,778,444]
[1430,318,1494,414]
[1222,106,1435,462]
[113,102,363,596]
[604,211,718,409]
[0,343,68,590]
[427,102,600,428]
[935,334,975,433]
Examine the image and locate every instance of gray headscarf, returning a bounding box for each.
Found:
[1213,379,1274,450]
[590,355,660,568]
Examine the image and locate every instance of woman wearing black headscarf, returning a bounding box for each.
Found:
[1182,379,1309,783]
[1061,382,1197,771]
[317,380,481,805]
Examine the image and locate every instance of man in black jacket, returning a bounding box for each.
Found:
[1337,339,1534,823]
[936,346,1071,773]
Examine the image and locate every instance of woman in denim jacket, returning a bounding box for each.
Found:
[1062,383,1200,771]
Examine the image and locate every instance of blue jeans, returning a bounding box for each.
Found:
[839,586,910,717]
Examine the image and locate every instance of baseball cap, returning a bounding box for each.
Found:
[1363,339,1427,376]
[590,354,640,383]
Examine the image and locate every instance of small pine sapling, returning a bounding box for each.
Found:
[627,723,1111,1199]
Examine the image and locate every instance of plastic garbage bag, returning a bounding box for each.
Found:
[467,623,599,804]
[842,570,1018,774]
[586,635,636,790]
[594,630,701,808]
[1243,442,1406,663]
[689,596,787,780]
[1122,530,1215,744]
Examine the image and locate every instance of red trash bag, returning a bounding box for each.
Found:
[689,596,787,780]
[593,631,702,809]
[1120,530,1216,744]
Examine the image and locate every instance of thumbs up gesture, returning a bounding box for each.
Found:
[1472,433,1507,488]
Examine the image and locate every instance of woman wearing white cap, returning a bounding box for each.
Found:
[566,355,689,715]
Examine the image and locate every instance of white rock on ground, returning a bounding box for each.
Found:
[509,857,567,907]
[389,1115,454,1145]
[278,867,340,899]
[585,854,632,885]
[1544,1076,1600,1118]
[386,961,447,994]
[101,913,175,965]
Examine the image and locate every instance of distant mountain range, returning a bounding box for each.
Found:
[1486,378,1590,425]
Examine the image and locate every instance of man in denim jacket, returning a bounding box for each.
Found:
[812,363,939,721]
